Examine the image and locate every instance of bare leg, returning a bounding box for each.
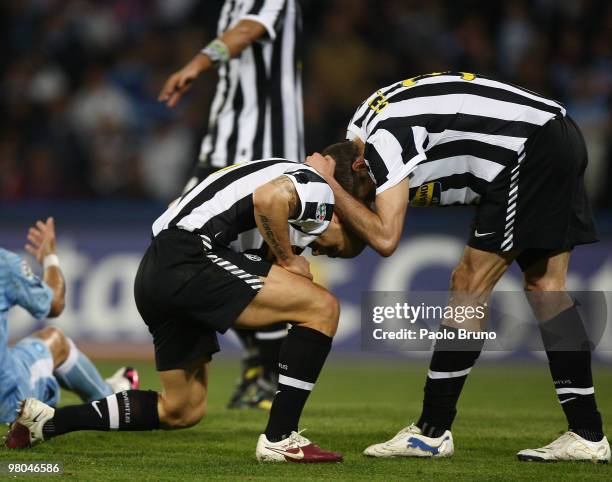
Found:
[417,246,517,437]
[445,246,517,330]
[523,250,572,321]
[235,265,339,336]
[157,358,209,429]
[523,251,604,441]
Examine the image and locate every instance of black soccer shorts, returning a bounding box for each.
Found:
[134,229,272,371]
[468,115,598,271]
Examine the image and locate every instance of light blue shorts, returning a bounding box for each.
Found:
[0,337,60,423]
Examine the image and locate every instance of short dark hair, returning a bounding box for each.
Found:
[322,140,360,195]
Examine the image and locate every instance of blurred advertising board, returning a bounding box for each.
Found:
[3,202,612,359]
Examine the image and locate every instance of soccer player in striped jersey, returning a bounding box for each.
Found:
[159,0,304,409]
[307,72,610,463]
[6,157,364,463]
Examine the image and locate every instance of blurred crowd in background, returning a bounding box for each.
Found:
[1,0,611,206]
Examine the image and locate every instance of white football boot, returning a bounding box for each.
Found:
[5,398,54,448]
[363,423,454,458]
[105,366,140,392]
[517,431,610,463]
[256,430,343,463]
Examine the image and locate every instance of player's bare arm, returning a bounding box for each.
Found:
[253,176,312,279]
[307,154,409,257]
[25,217,65,317]
[159,19,267,108]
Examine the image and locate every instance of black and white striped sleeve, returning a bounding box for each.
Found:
[282,167,334,225]
[346,93,378,143]
[364,126,428,195]
[242,0,287,41]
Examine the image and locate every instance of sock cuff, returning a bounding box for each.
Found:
[289,326,333,346]
[129,390,160,429]
[114,390,160,430]
[255,328,288,340]
[54,338,79,376]
[429,349,481,373]
[142,390,161,429]
[540,304,592,351]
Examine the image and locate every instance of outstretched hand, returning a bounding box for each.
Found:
[25,217,57,265]
[158,54,210,108]
[158,68,198,108]
[305,153,336,179]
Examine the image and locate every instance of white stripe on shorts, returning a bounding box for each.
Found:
[501,145,526,251]
[205,253,263,291]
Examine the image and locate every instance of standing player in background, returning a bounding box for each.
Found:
[1,218,138,429]
[159,0,303,410]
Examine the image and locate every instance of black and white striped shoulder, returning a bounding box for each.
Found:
[347,72,565,206]
[152,159,333,253]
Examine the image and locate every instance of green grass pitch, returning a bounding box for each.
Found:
[1,357,610,481]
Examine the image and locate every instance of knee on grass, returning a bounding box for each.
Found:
[160,399,207,429]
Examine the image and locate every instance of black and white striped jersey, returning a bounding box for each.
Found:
[199,0,304,169]
[347,72,566,206]
[153,159,333,254]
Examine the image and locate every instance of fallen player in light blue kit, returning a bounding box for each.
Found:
[0,217,139,426]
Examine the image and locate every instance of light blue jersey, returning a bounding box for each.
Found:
[0,248,58,422]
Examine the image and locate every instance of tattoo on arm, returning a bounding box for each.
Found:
[271,176,300,218]
[258,214,290,262]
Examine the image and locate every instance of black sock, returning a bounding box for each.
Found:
[539,305,603,442]
[264,326,332,442]
[545,350,603,441]
[539,303,594,351]
[255,322,288,382]
[42,390,159,438]
[417,326,484,438]
[234,328,262,380]
[235,328,257,352]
